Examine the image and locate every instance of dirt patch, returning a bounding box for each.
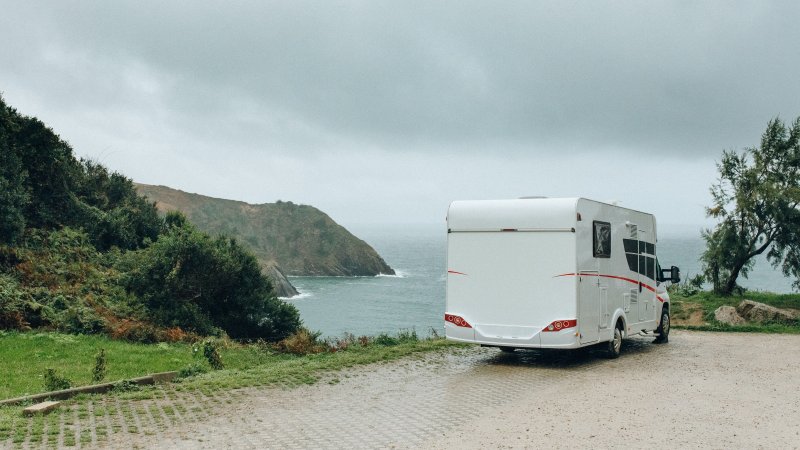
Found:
[673,301,707,326]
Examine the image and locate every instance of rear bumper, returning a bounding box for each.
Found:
[445,322,582,349]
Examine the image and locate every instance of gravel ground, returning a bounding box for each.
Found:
[7,331,798,449]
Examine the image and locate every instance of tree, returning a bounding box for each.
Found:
[120,214,301,340]
[0,98,30,244]
[0,95,161,250]
[701,117,800,294]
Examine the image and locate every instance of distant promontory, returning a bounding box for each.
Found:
[135,184,395,285]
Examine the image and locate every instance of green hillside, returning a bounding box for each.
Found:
[135,184,394,277]
[0,95,300,341]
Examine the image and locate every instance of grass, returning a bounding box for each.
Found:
[0,330,460,401]
[670,290,800,333]
[173,335,456,393]
[1,329,462,447]
[0,332,194,400]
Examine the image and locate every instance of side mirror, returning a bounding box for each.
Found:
[659,266,681,284]
[670,266,680,284]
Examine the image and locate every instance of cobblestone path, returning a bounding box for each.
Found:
[5,331,800,449]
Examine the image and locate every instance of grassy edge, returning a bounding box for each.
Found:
[670,290,800,334]
[0,337,466,447]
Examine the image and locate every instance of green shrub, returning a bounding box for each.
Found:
[374,333,398,346]
[277,328,326,355]
[178,362,208,379]
[92,349,107,383]
[397,328,419,343]
[119,217,301,341]
[202,339,224,370]
[43,369,71,391]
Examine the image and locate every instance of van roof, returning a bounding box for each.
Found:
[447,197,652,231]
[448,198,579,231]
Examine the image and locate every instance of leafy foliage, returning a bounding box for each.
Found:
[202,339,224,370]
[3,228,136,334]
[0,95,301,342]
[0,96,161,251]
[702,117,800,294]
[119,215,301,340]
[92,348,107,383]
[43,368,72,391]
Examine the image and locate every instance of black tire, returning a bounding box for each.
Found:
[655,307,670,344]
[605,323,623,359]
[499,347,516,353]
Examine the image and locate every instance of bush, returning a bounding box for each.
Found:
[202,339,224,370]
[0,274,30,330]
[43,369,71,391]
[397,328,419,343]
[178,362,208,379]
[325,332,356,352]
[92,349,107,383]
[277,328,326,355]
[119,217,301,341]
[374,333,399,346]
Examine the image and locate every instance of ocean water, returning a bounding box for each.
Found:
[286,225,796,337]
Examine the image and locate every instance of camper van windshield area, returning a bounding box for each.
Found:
[593,221,611,258]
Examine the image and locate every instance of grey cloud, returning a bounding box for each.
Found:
[4,1,799,157]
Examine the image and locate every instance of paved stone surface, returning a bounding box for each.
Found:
[4,331,800,449]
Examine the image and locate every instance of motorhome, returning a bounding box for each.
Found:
[445,197,680,358]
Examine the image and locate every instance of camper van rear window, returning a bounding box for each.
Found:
[593,221,611,258]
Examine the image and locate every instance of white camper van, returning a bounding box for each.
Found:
[445,198,680,358]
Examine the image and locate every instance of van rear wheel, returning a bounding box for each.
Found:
[655,308,670,344]
[605,324,622,359]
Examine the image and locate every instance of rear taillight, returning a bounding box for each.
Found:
[542,319,577,332]
[445,314,472,328]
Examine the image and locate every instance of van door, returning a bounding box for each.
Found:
[578,270,600,343]
[638,231,657,323]
[624,223,644,323]
[579,219,611,344]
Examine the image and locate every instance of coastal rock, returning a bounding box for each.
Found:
[264,263,300,298]
[135,183,395,277]
[736,300,797,324]
[714,306,746,325]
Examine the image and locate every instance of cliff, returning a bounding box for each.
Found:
[135,184,395,278]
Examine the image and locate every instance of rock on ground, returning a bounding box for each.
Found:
[714,305,746,325]
[736,300,797,324]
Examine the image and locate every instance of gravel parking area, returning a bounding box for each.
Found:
[96,330,799,449]
[3,331,789,449]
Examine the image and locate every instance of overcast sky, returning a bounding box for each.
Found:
[2,1,798,233]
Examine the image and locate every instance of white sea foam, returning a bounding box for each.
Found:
[280,292,313,300]
[376,270,407,278]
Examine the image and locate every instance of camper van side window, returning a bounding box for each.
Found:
[593,221,611,258]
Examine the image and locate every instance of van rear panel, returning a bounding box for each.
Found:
[445,230,578,348]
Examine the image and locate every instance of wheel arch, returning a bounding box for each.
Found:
[611,309,628,338]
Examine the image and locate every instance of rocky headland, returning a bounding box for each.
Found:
[135,184,394,297]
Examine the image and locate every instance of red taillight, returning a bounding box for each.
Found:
[444,314,472,328]
[542,319,577,332]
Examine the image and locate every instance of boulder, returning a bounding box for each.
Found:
[263,263,300,298]
[714,306,746,325]
[736,300,797,324]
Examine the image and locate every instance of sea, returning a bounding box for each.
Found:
[285,224,797,338]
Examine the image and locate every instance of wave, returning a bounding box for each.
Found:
[376,270,407,278]
[280,292,313,300]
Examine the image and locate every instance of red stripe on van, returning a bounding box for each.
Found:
[554,273,666,303]
[447,270,468,276]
